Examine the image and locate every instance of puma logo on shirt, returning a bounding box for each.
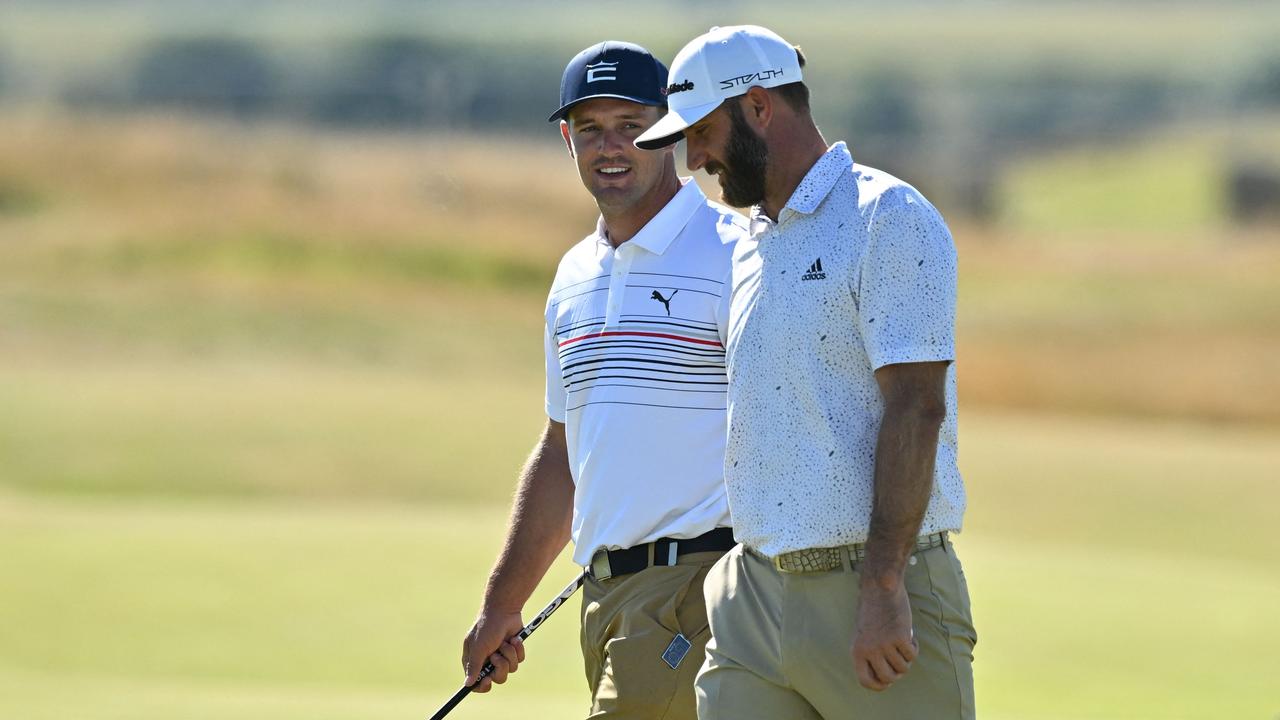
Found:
[651,289,678,316]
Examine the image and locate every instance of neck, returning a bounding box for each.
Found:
[600,166,681,247]
[761,119,828,222]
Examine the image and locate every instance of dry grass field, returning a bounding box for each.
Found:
[2,111,1276,425]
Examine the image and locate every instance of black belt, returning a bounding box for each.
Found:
[588,527,735,580]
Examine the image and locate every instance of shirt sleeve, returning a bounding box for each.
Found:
[544,297,567,422]
[855,188,957,371]
[714,262,734,345]
[715,212,748,345]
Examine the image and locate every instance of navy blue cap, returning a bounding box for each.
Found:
[548,41,670,122]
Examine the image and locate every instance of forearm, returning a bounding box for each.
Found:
[481,420,574,613]
[861,397,944,590]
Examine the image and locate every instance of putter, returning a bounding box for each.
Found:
[428,572,587,720]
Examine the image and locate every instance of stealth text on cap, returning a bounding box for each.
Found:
[719,68,785,91]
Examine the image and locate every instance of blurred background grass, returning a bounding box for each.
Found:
[0,2,1278,719]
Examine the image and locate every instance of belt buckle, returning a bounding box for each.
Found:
[773,547,843,574]
[589,550,613,581]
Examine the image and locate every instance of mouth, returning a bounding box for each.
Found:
[595,165,631,179]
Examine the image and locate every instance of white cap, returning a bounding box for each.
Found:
[635,25,802,150]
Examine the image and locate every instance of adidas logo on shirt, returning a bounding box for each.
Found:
[800,258,827,281]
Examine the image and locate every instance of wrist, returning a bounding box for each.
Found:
[480,587,525,616]
[859,568,905,593]
[481,607,523,619]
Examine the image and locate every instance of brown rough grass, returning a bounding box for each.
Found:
[1,110,1277,425]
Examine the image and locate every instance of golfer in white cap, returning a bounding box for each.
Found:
[638,26,977,719]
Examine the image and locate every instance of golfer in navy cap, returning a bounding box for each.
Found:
[460,41,748,719]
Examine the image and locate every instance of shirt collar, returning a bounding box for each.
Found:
[749,142,852,229]
[594,178,705,255]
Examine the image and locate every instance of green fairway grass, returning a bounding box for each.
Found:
[997,120,1280,238]
[961,414,1280,718]
[3,409,1278,720]
[0,493,588,720]
[998,139,1224,237]
[0,360,543,503]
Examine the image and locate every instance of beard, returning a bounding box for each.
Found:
[708,100,769,208]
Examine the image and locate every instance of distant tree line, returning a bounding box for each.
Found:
[92,36,565,131]
[2,33,1279,220]
[29,34,1279,133]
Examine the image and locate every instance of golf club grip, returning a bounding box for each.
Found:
[427,572,587,720]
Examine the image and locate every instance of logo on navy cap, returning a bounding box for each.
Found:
[586,61,619,83]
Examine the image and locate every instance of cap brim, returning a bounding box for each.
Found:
[548,94,664,122]
[634,99,723,149]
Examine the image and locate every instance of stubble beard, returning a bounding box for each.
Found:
[714,100,769,209]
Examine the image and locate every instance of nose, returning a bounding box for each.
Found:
[598,127,628,157]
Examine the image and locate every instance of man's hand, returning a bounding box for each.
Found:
[851,580,917,691]
[461,610,526,693]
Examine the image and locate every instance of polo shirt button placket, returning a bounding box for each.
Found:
[606,244,634,329]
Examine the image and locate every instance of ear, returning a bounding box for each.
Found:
[742,87,773,131]
[560,120,575,158]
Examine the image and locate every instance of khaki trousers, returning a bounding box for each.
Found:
[581,551,725,720]
[696,540,976,720]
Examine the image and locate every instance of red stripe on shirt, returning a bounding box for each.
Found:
[559,331,724,348]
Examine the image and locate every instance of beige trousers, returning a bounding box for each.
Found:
[581,551,725,720]
[696,539,976,720]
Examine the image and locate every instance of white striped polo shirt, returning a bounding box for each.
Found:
[544,179,747,565]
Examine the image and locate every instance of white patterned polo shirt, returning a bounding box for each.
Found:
[545,179,749,565]
[724,142,965,557]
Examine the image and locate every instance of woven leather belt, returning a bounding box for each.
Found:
[771,532,948,574]
[588,527,735,581]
